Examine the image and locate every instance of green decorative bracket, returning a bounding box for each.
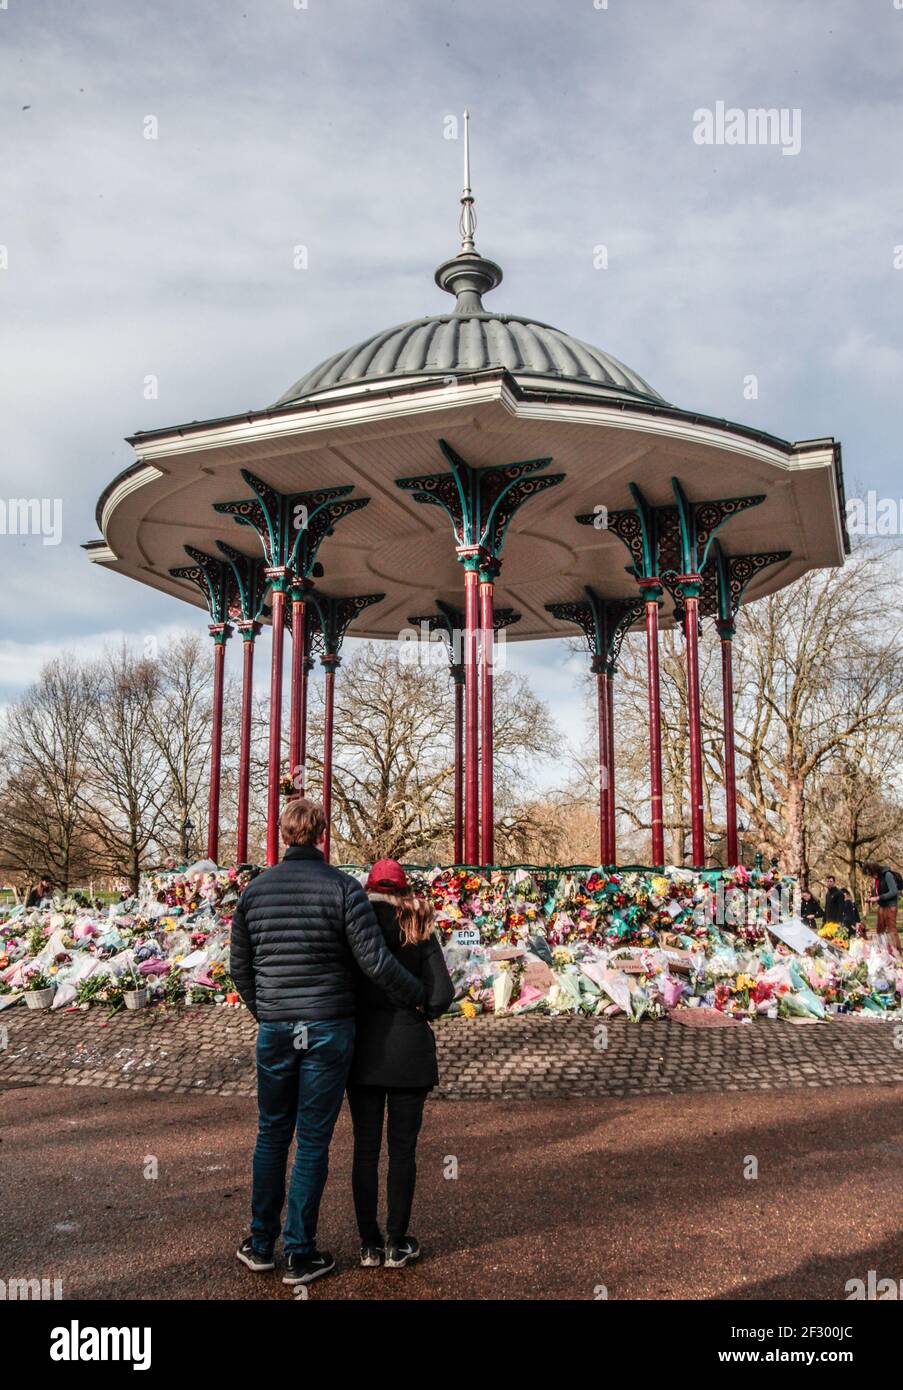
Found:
[396,439,564,569]
[216,540,269,627]
[671,477,765,574]
[214,471,370,587]
[576,484,664,593]
[546,587,644,674]
[308,592,385,669]
[169,545,234,632]
[708,541,792,635]
[578,478,766,599]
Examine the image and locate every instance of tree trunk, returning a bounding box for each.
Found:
[784,775,807,880]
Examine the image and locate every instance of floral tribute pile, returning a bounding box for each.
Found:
[1,861,900,1024]
[0,866,255,1016]
[417,864,902,1022]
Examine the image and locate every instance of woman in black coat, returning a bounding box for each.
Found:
[347,858,454,1269]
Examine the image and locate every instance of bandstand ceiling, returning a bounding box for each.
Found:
[87,370,847,642]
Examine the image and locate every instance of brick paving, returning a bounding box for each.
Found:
[1,1004,901,1098]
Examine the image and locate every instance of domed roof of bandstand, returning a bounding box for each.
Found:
[87,123,848,642]
[275,309,665,409]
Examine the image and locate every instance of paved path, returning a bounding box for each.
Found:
[2,1082,900,1301]
[1,1006,901,1098]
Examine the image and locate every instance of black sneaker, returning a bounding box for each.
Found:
[360,1242,384,1268]
[282,1249,336,1285]
[384,1236,421,1269]
[236,1238,275,1272]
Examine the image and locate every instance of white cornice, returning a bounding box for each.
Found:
[100,464,164,535]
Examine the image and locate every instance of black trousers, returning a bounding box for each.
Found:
[346,1083,428,1242]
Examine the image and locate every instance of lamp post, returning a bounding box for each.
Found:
[182,817,194,862]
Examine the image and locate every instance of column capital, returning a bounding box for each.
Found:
[716,617,736,641]
[265,565,290,591]
[237,620,261,642]
[320,652,341,674]
[208,622,233,645]
[672,572,704,599]
[637,576,663,602]
[288,577,315,603]
[456,544,489,572]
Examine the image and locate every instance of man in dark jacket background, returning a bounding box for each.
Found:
[230,797,425,1285]
[823,875,844,925]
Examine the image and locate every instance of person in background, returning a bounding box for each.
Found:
[862,861,901,956]
[823,875,844,925]
[840,888,862,935]
[799,886,823,928]
[229,800,426,1287]
[25,875,53,908]
[346,858,454,1270]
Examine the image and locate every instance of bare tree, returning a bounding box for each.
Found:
[734,548,903,879]
[143,632,215,859]
[0,655,100,889]
[303,642,559,864]
[81,645,167,892]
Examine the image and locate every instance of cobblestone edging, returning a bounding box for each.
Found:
[1,1007,901,1100]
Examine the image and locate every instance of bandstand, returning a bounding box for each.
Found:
[85,120,848,870]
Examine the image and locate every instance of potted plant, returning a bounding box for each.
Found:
[122,965,148,1010]
[23,968,55,1011]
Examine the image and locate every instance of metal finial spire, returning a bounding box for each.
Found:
[459,109,476,253]
[435,108,503,314]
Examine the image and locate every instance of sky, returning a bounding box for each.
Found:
[1,0,901,770]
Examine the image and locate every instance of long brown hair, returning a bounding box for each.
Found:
[370,890,435,946]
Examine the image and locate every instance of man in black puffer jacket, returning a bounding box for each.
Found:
[230,797,425,1287]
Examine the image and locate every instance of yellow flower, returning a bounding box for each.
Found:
[460,1000,477,1018]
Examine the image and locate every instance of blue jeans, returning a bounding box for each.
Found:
[250,1018,355,1257]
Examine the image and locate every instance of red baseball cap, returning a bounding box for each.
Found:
[365,858,409,893]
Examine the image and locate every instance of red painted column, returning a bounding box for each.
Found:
[682,581,705,866]
[479,573,495,866]
[288,594,306,796]
[594,659,611,865]
[236,623,258,864]
[265,584,286,867]
[206,625,230,864]
[643,586,665,866]
[718,619,739,866]
[300,656,313,797]
[321,656,339,862]
[606,666,617,865]
[451,664,464,862]
[463,564,480,863]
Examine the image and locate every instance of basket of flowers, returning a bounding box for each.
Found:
[23,967,55,1010]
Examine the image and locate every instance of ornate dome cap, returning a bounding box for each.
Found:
[274,113,665,409]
